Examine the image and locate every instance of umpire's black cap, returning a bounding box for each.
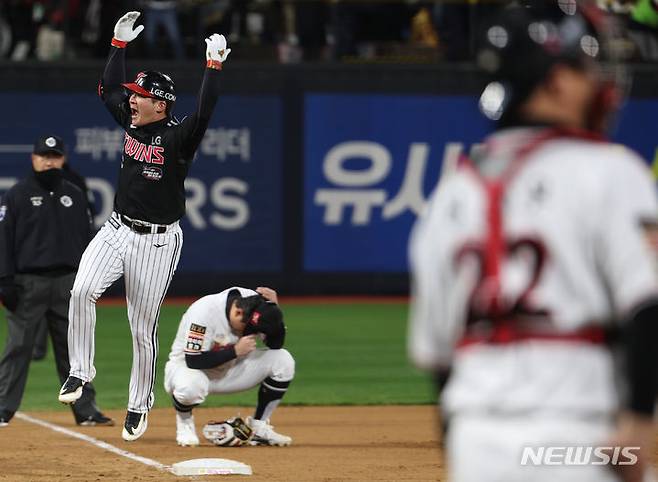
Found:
[243,300,286,349]
[33,135,65,156]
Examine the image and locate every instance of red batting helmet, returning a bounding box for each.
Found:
[122,71,177,103]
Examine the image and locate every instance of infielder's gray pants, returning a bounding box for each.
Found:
[0,273,99,422]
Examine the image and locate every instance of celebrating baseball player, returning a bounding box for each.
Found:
[408,1,657,481]
[58,11,230,442]
[164,286,294,447]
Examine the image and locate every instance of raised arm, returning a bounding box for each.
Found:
[177,34,231,161]
[98,12,144,127]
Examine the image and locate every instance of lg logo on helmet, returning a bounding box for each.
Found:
[151,89,176,101]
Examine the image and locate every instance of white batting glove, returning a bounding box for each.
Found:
[205,34,231,63]
[113,11,144,43]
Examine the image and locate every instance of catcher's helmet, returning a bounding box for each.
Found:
[477,0,629,128]
[122,71,177,103]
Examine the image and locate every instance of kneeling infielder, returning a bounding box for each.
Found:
[164,286,294,447]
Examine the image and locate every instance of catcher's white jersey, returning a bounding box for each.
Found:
[168,286,258,365]
[408,128,658,417]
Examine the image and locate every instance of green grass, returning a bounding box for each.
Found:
[0,301,435,411]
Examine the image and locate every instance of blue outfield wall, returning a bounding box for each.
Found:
[303,94,658,272]
[0,93,283,273]
[304,94,490,272]
[1,88,658,289]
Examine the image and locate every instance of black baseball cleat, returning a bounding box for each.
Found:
[0,411,13,427]
[76,412,115,426]
[122,410,148,441]
[58,376,85,404]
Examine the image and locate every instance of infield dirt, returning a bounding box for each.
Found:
[0,405,444,482]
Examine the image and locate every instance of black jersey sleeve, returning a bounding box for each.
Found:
[185,345,237,369]
[176,67,222,162]
[99,46,131,128]
[0,190,17,278]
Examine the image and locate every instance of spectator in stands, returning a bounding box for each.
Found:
[93,1,136,58]
[143,0,185,59]
[5,0,42,60]
[627,0,658,61]
[432,1,501,61]
[329,1,413,60]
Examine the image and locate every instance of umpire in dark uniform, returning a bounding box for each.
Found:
[0,135,113,427]
[31,157,97,361]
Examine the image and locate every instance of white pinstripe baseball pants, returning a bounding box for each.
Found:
[67,212,182,413]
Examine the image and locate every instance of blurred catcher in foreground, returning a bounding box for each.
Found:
[164,286,294,447]
[408,1,657,481]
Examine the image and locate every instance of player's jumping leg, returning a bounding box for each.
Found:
[122,227,182,441]
[59,223,126,404]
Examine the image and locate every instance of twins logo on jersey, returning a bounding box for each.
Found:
[124,132,165,165]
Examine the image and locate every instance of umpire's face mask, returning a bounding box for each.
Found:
[33,167,63,191]
[32,153,65,191]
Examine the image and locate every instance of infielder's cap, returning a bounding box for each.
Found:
[33,135,65,156]
[122,70,177,102]
[243,299,286,349]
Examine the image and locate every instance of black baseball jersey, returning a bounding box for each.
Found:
[0,174,92,277]
[100,46,221,224]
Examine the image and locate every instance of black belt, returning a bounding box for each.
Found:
[20,267,76,277]
[119,214,167,234]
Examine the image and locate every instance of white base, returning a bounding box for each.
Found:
[170,458,252,476]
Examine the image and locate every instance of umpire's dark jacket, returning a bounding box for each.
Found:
[0,173,92,277]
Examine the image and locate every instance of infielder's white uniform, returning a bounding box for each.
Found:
[408,127,658,482]
[164,287,295,407]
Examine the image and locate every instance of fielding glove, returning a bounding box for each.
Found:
[113,11,144,44]
[205,33,231,67]
[202,416,252,447]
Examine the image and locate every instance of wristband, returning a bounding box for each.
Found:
[206,59,223,71]
[111,38,127,48]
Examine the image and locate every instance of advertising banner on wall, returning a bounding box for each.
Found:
[304,94,490,272]
[304,93,658,273]
[0,93,283,272]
